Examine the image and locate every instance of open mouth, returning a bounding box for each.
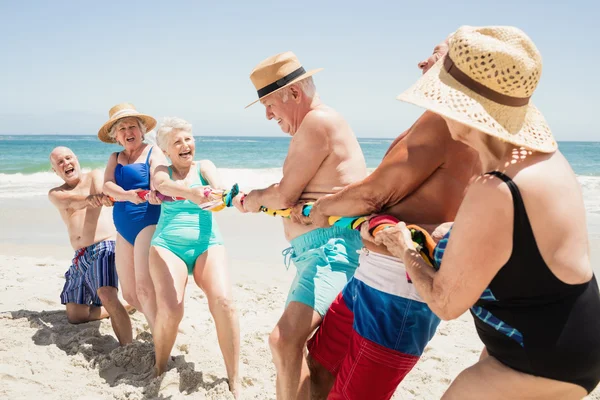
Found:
[179,150,192,158]
[126,136,135,143]
[277,118,283,125]
[65,166,75,176]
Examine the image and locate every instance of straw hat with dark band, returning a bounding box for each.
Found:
[98,103,157,144]
[246,51,323,108]
[397,25,557,153]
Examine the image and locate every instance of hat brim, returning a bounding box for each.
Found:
[396,57,557,153]
[98,113,157,144]
[245,68,324,109]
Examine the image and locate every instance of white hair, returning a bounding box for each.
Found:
[108,117,148,142]
[277,76,316,102]
[155,117,194,151]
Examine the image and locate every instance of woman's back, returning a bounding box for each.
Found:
[505,150,591,284]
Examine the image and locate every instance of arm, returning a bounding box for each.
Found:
[48,188,90,212]
[148,145,170,190]
[376,177,513,320]
[152,164,198,199]
[312,112,450,219]
[243,111,331,211]
[199,160,224,190]
[102,152,141,203]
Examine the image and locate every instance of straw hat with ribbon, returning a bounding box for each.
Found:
[98,103,157,144]
[397,25,556,153]
[246,51,323,108]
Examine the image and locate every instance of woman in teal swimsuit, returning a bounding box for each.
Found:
[149,117,240,397]
[100,103,168,332]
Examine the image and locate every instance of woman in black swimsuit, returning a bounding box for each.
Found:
[368,26,600,399]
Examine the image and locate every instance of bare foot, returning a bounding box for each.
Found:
[229,378,241,399]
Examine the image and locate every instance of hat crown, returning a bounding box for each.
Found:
[449,26,542,99]
[249,51,303,91]
[108,103,138,119]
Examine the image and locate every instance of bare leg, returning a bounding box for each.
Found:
[193,245,240,398]
[134,225,158,331]
[149,246,188,376]
[443,355,587,400]
[97,286,132,345]
[307,354,335,400]
[65,303,109,324]
[269,302,322,400]
[115,234,141,311]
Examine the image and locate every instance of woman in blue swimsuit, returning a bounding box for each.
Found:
[99,103,168,331]
[148,117,240,395]
[369,26,600,399]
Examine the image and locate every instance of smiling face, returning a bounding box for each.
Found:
[260,87,301,135]
[113,117,144,150]
[166,129,196,167]
[50,147,81,184]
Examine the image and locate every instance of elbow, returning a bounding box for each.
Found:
[428,288,463,321]
[432,305,463,321]
[279,194,297,209]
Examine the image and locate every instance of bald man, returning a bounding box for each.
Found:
[48,147,132,345]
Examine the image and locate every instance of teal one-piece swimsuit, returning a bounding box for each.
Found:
[151,163,224,273]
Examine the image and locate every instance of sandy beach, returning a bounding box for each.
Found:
[1,197,599,400]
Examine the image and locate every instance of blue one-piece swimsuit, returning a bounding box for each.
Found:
[113,146,161,245]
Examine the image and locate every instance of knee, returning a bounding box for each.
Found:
[159,300,184,323]
[97,287,118,305]
[269,325,303,359]
[135,281,154,304]
[208,294,236,317]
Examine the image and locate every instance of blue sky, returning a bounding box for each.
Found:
[0,0,598,140]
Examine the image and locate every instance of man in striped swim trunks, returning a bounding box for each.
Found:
[49,147,132,345]
[295,38,482,399]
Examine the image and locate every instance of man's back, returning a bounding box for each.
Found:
[284,105,367,240]
[372,111,479,224]
[49,170,115,250]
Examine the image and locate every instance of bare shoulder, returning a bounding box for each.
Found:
[301,107,340,135]
[408,111,452,142]
[47,183,71,205]
[198,159,217,173]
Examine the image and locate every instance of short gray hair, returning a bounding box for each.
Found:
[108,117,148,142]
[277,76,316,102]
[156,117,194,151]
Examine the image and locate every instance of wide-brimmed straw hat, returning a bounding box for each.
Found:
[397,26,557,153]
[245,51,323,108]
[97,103,157,144]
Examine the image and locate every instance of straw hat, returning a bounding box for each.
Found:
[246,51,323,108]
[397,26,557,153]
[97,103,157,144]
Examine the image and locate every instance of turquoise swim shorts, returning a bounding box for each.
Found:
[283,226,362,316]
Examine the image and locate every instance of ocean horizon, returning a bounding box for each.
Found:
[1,135,599,216]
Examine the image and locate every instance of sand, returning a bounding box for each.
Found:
[0,198,598,399]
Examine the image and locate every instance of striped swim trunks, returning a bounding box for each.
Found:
[60,240,118,307]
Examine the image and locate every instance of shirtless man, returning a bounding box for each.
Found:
[48,146,132,345]
[297,38,481,400]
[236,52,367,399]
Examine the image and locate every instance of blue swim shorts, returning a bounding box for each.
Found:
[283,226,362,316]
[60,240,118,307]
